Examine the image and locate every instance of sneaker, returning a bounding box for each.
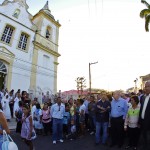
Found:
[53,141,56,144]
[59,139,64,143]
[125,146,131,149]
[90,131,95,135]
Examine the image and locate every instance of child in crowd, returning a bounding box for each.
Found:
[15,101,23,133]
[124,95,140,150]
[34,103,43,135]
[21,104,35,150]
[78,99,86,137]
[67,119,77,140]
[63,103,71,138]
[42,102,51,136]
[75,99,80,136]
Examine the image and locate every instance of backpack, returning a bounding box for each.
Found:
[2,130,18,150]
[16,109,23,120]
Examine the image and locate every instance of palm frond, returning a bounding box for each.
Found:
[140,9,150,18]
[141,0,150,9]
[145,14,150,31]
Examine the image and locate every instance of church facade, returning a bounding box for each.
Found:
[0,0,61,100]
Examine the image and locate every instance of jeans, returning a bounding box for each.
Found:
[52,118,63,141]
[89,115,96,132]
[95,122,108,144]
[0,135,2,150]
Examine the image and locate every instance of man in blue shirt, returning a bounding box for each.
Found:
[110,91,128,148]
[51,97,65,144]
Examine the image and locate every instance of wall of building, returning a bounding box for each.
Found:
[36,49,55,94]
[0,2,35,92]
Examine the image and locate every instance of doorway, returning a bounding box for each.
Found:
[0,60,7,90]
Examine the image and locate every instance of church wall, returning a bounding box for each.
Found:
[36,49,55,95]
[0,7,35,92]
[0,2,33,28]
[0,0,60,97]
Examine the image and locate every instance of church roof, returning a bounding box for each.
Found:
[13,0,29,9]
[40,1,55,19]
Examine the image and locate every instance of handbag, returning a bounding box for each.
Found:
[31,131,36,140]
[2,130,18,150]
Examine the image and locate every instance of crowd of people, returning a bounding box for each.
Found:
[0,81,150,150]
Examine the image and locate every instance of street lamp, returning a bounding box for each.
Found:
[134,78,138,93]
[89,61,98,95]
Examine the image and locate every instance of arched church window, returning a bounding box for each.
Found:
[46,26,51,39]
[1,25,14,44]
[18,33,29,51]
[0,61,7,74]
[13,9,20,18]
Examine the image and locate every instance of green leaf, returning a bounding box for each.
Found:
[140,9,150,18]
[145,14,150,31]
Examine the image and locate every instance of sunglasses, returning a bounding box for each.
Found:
[58,106,60,111]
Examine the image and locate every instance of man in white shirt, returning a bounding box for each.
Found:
[51,97,65,144]
[83,96,90,130]
[139,81,150,150]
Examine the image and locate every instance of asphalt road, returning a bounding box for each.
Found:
[10,131,143,150]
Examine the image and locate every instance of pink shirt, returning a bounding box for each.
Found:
[42,109,51,123]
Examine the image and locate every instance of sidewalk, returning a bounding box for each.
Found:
[8,118,17,130]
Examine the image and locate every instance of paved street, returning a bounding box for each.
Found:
[10,131,110,150]
[8,119,144,150]
[10,131,141,150]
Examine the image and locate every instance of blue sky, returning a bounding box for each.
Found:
[1,0,150,92]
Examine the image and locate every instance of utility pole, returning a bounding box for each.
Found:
[89,61,98,95]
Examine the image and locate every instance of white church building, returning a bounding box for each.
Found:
[0,0,61,100]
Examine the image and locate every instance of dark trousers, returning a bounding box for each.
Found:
[16,121,22,133]
[140,120,150,150]
[85,113,89,129]
[89,115,96,132]
[76,113,80,134]
[141,129,150,150]
[43,122,51,135]
[110,116,124,146]
[9,103,14,118]
[63,124,70,135]
[128,127,140,147]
